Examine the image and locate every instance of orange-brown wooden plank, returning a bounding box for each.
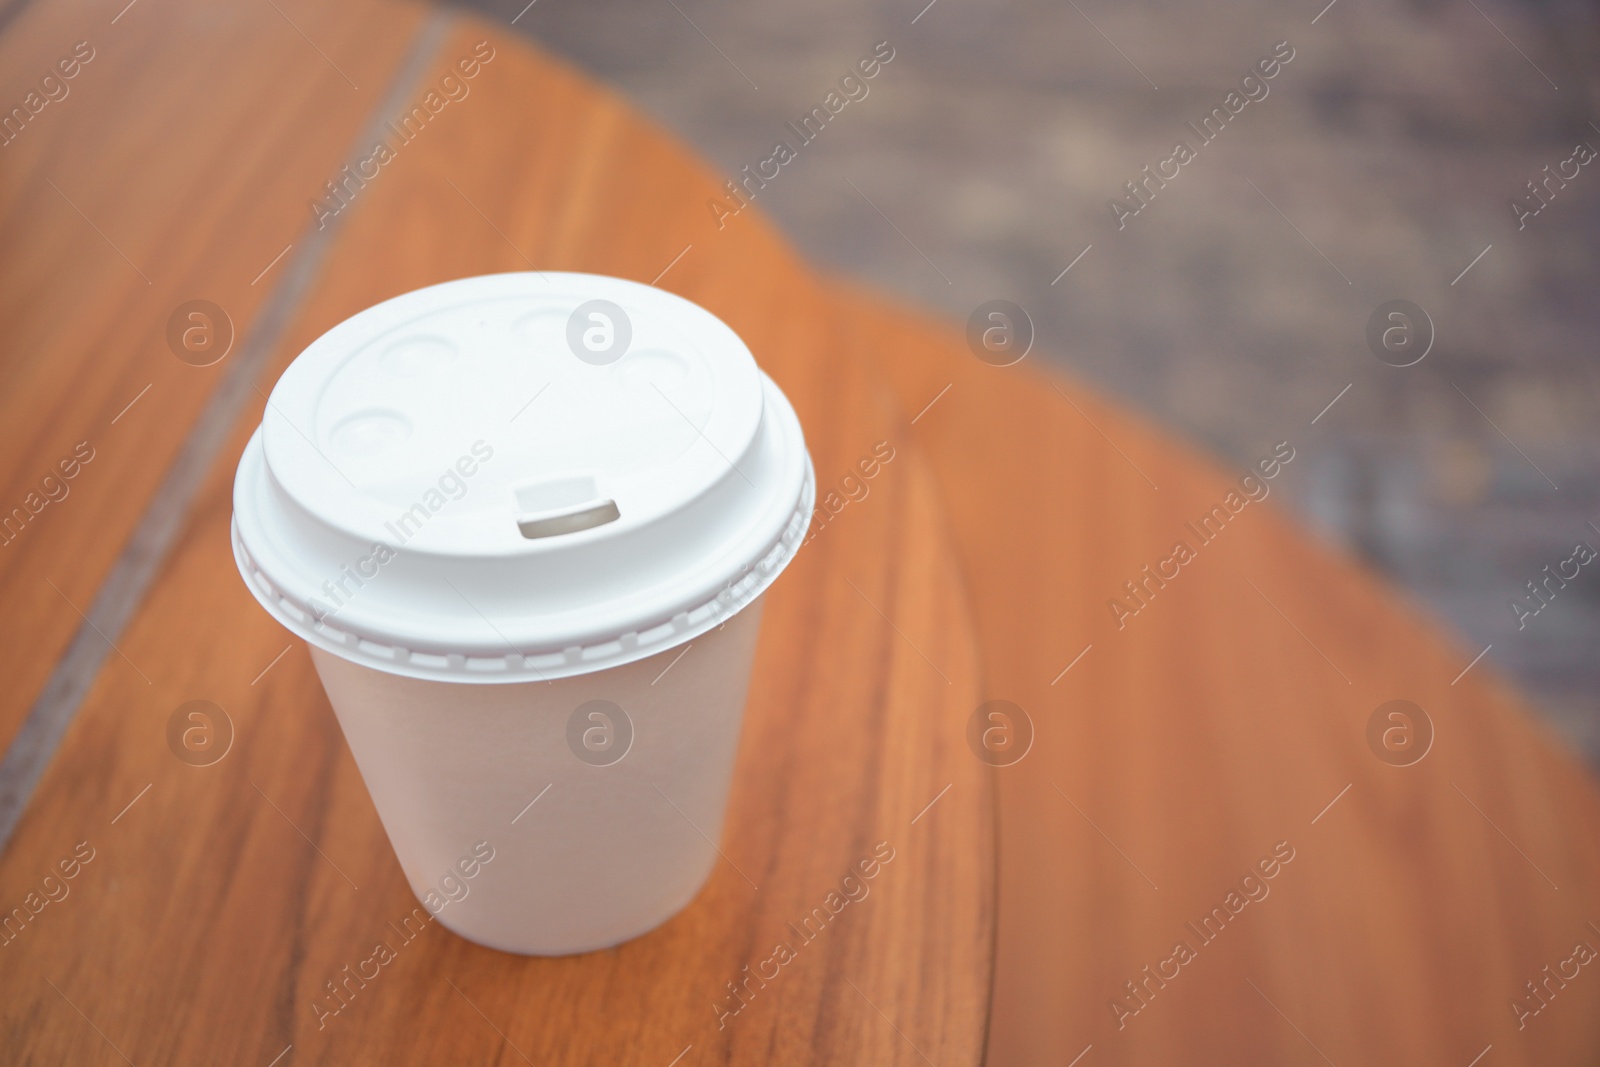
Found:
[0,0,429,751]
[0,20,994,1066]
[837,284,1600,1066]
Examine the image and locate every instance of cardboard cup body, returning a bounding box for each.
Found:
[309,599,763,956]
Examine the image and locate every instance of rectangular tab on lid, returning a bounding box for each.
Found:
[515,474,620,539]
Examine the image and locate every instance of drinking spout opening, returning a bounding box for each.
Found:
[517,501,621,539]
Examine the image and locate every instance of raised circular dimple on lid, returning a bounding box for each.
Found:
[232,272,813,682]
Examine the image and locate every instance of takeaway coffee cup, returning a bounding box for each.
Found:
[232,273,814,955]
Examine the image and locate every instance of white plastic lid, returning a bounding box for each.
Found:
[231,272,814,683]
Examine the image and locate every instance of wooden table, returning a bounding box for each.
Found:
[1,3,1597,1065]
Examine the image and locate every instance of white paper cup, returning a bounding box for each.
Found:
[232,273,813,955]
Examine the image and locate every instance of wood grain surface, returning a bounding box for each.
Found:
[836,286,1600,1066]
[0,0,427,751]
[0,14,993,1066]
[3,4,1600,1067]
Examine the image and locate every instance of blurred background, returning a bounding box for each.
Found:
[459,0,1600,762]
